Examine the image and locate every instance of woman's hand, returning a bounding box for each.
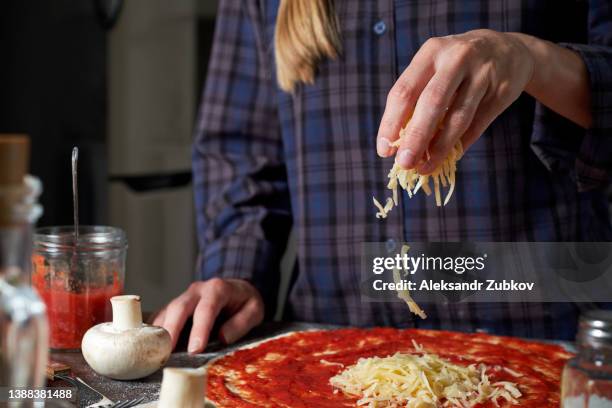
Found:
[376,29,535,173]
[152,278,264,354]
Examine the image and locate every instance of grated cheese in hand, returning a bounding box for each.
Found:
[330,347,521,408]
[374,124,464,218]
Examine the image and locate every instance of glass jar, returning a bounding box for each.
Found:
[32,226,127,350]
[561,310,612,407]
[0,174,48,393]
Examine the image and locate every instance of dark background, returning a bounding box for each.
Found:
[0,0,216,226]
[0,0,107,226]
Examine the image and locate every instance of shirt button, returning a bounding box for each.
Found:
[373,20,387,35]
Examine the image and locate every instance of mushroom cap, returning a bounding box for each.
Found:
[82,323,172,380]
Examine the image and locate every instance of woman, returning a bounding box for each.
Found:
[154,0,612,353]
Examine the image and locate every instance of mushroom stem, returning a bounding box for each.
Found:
[111,295,143,330]
[158,367,206,408]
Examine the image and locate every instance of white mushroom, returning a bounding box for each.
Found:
[81,295,172,380]
[158,367,206,408]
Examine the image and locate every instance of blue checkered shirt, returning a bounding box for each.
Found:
[193,0,612,340]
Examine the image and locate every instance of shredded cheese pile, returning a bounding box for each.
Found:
[374,125,464,218]
[330,349,521,408]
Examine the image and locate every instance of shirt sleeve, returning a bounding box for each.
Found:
[192,0,291,313]
[531,1,612,191]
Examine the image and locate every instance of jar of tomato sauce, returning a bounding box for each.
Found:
[32,226,127,350]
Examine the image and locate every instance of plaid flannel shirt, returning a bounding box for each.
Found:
[193,0,612,340]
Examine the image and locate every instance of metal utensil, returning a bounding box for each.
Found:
[71,147,79,243]
[104,397,146,408]
[55,374,114,407]
[70,146,83,283]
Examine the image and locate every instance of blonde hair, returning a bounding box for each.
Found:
[274,0,341,92]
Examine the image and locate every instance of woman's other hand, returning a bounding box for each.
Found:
[377,29,535,173]
[152,278,264,354]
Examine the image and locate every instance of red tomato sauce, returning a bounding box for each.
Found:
[206,328,573,407]
[31,255,122,349]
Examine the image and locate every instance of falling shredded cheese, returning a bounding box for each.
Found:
[374,197,395,219]
[393,245,426,319]
[374,124,464,218]
[330,348,521,408]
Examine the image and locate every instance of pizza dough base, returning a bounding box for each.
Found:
[203,328,572,408]
[137,329,572,407]
[203,330,306,407]
[132,331,303,408]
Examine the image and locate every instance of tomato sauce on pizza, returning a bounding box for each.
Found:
[206,328,572,407]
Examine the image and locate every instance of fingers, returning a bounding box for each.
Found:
[460,94,501,150]
[157,278,263,354]
[219,297,264,345]
[417,75,488,174]
[397,63,465,169]
[187,280,229,353]
[377,46,437,157]
[160,290,199,349]
[151,308,167,326]
[378,31,533,168]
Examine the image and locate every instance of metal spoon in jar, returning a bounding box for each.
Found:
[72,146,79,243]
[70,147,80,288]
